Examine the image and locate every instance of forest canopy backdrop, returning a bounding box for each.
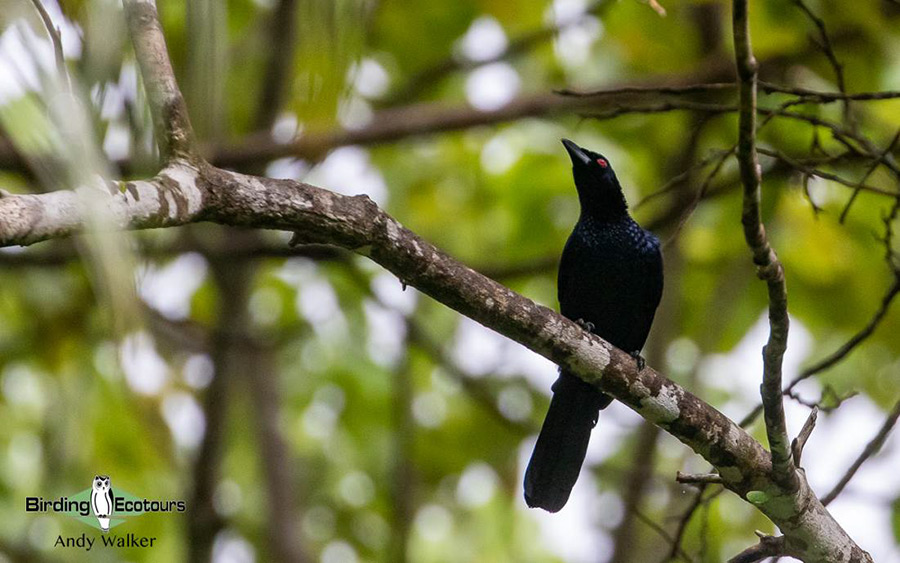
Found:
[1,0,900,562]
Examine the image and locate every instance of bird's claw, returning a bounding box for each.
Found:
[630,351,646,372]
[575,318,595,332]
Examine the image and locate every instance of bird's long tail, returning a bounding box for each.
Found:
[524,371,611,512]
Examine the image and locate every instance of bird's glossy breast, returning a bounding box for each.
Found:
[559,218,661,351]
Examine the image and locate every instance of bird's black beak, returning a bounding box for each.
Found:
[562,138,592,166]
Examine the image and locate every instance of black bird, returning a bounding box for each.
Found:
[524,139,664,512]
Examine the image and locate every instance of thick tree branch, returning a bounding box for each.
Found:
[732,0,795,491]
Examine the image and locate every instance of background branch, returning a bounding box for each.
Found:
[821,398,900,506]
[28,0,69,88]
[381,0,611,106]
[787,276,900,392]
[124,0,196,160]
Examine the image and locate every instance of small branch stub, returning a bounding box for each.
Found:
[791,406,818,467]
[676,471,724,486]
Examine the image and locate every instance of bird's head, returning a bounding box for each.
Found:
[562,139,628,220]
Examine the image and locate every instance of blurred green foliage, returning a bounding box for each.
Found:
[1,0,900,562]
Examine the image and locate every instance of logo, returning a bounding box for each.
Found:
[25,474,186,551]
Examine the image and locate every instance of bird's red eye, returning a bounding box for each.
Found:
[596,158,608,168]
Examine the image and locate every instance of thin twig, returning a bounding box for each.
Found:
[790,3,846,90]
[29,0,70,89]
[567,80,900,104]
[635,148,734,210]
[757,147,898,198]
[790,0,850,124]
[739,404,763,429]
[760,81,900,102]
[757,108,900,179]
[732,0,795,489]
[580,101,736,121]
[610,423,662,563]
[883,196,900,268]
[633,509,695,562]
[785,386,857,412]
[663,485,726,563]
[821,398,900,506]
[559,82,735,97]
[662,147,735,248]
[786,276,900,392]
[839,130,900,223]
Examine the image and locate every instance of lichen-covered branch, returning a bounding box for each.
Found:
[0,162,205,246]
[732,0,795,491]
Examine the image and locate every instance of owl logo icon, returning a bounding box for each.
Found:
[90,475,114,532]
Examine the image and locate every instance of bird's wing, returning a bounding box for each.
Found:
[629,243,664,346]
[557,234,584,308]
[647,243,664,309]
